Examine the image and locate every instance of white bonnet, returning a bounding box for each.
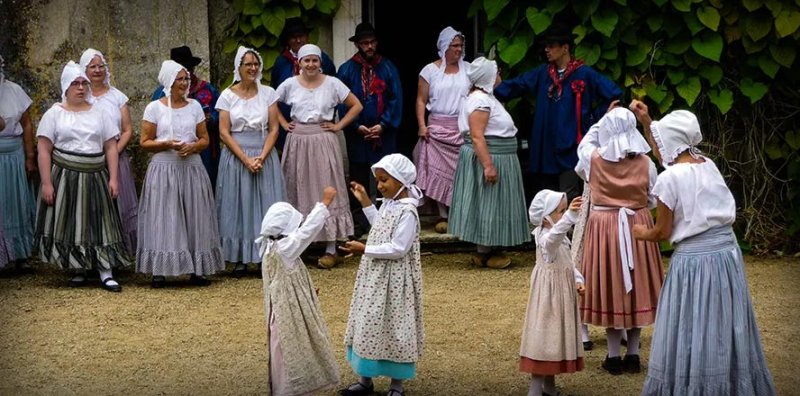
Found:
[157,60,188,95]
[60,61,90,102]
[233,45,263,83]
[371,153,423,202]
[437,26,464,60]
[466,56,497,94]
[297,44,321,61]
[529,189,566,228]
[650,110,702,167]
[255,202,304,256]
[79,48,110,86]
[596,107,651,162]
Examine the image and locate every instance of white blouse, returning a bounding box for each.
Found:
[91,87,129,134]
[215,85,279,132]
[652,157,736,244]
[0,80,33,138]
[276,76,350,123]
[419,62,470,116]
[362,198,418,259]
[142,99,205,143]
[274,202,330,270]
[458,91,518,138]
[36,104,118,153]
[536,209,585,284]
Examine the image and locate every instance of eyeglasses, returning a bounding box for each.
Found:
[242,62,261,68]
[87,64,107,71]
[69,81,90,87]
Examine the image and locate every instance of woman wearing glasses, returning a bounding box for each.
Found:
[215,46,286,277]
[79,48,138,257]
[137,60,224,288]
[34,61,129,292]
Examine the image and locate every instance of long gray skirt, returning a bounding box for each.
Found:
[34,149,130,271]
[0,137,35,261]
[448,136,530,247]
[116,150,138,256]
[136,151,224,276]
[0,210,12,268]
[641,226,776,396]
[216,131,286,264]
[281,123,353,242]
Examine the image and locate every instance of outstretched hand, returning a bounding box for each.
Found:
[338,240,365,257]
[569,196,584,212]
[350,181,371,207]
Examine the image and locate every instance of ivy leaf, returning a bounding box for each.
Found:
[545,2,567,15]
[758,54,780,78]
[644,81,668,103]
[631,86,647,99]
[742,34,769,53]
[745,12,774,41]
[722,6,740,25]
[284,5,302,18]
[684,51,704,68]
[664,36,691,54]
[682,12,704,36]
[677,76,702,106]
[592,9,619,37]
[525,7,552,34]
[625,42,650,66]
[261,49,280,75]
[652,0,668,6]
[658,91,675,113]
[316,0,337,14]
[261,8,285,37]
[575,43,601,65]
[742,0,763,12]
[691,31,723,61]
[775,8,800,37]
[223,38,240,54]
[708,88,734,114]
[573,25,587,44]
[483,26,505,51]
[601,46,618,60]
[725,25,743,43]
[300,0,315,10]
[498,37,530,67]
[787,129,800,150]
[467,0,482,18]
[766,0,783,16]
[574,0,600,23]
[770,43,797,67]
[667,69,686,84]
[671,0,691,12]
[699,64,723,85]
[240,19,254,34]
[243,0,262,15]
[739,77,769,103]
[647,15,663,32]
[247,33,267,48]
[697,6,721,30]
[484,0,510,21]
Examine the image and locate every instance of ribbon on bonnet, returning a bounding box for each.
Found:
[254,202,305,257]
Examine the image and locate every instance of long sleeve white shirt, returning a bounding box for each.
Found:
[362,198,418,260]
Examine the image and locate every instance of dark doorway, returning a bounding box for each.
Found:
[366,0,479,159]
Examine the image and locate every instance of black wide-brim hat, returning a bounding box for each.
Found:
[349,22,377,42]
[170,45,202,68]
[281,18,313,42]
[542,23,577,45]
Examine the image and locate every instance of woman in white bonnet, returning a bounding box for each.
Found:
[449,56,530,269]
[414,26,471,234]
[137,60,224,288]
[215,46,286,277]
[275,43,362,269]
[34,61,129,291]
[79,48,139,257]
[630,100,776,395]
[257,187,340,396]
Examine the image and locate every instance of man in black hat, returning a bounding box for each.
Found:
[336,22,403,237]
[151,45,221,188]
[494,23,622,202]
[270,18,337,149]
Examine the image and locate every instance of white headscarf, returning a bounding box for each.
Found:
[156,60,189,140]
[650,110,702,167]
[79,48,111,87]
[254,202,305,256]
[371,153,423,204]
[297,44,321,62]
[434,26,467,82]
[466,56,497,94]
[529,189,566,244]
[575,108,651,181]
[232,46,264,85]
[60,61,92,103]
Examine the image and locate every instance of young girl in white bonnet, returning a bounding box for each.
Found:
[338,153,424,396]
[256,186,340,396]
[520,189,585,396]
[630,100,776,395]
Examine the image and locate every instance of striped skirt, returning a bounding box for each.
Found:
[413,114,463,206]
[281,122,353,242]
[448,136,530,247]
[0,210,12,268]
[641,226,776,396]
[136,151,224,276]
[0,137,36,261]
[116,150,138,256]
[216,131,286,264]
[34,149,130,271]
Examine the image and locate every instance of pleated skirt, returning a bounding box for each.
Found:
[216,131,286,264]
[0,210,12,268]
[0,137,35,261]
[34,149,130,271]
[641,226,776,396]
[136,151,224,276]
[448,136,530,247]
[281,123,353,242]
[413,114,463,206]
[116,150,138,256]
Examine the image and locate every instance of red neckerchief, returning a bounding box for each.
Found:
[547,57,584,99]
[282,49,300,75]
[351,52,386,116]
[571,80,586,143]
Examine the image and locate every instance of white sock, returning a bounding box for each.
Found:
[389,378,403,393]
[543,375,556,395]
[325,241,336,255]
[99,269,118,287]
[437,202,449,219]
[528,375,544,396]
[581,324,590,342]
[626,328,641,355]
[606,328,623,357]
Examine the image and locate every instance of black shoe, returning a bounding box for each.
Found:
[101,277,122,293]
[68,274,87,287]
[622,354,641,373]
[602,355,623,375]
[231,263,247,278]
[15,260,34,275]
[189,274,211,287]
[583,340,594,351]
[338,382,375,396]
[151,276,166,288]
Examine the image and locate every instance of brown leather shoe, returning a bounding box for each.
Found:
[469,252,489,267]
[486,252,512,269]
[317,253,342,269]
[434,219,448,233]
